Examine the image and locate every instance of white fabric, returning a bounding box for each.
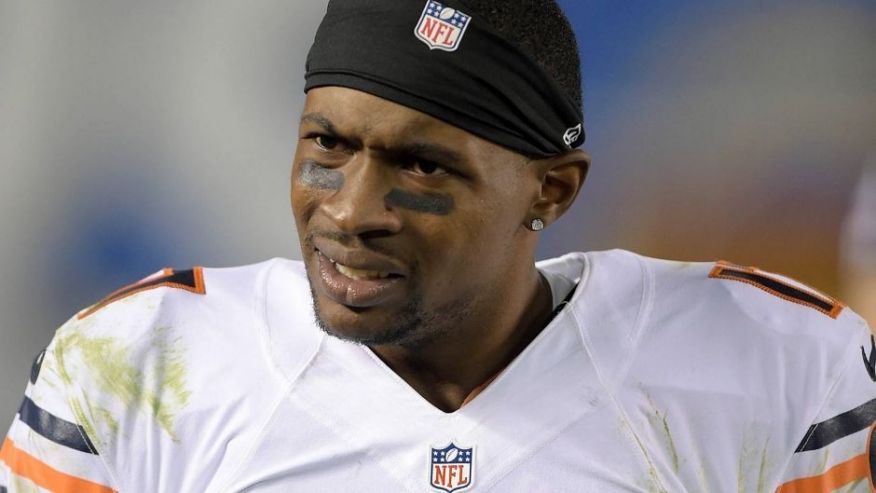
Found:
[2,250,874,492]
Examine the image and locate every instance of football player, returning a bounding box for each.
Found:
[2,1,874,492]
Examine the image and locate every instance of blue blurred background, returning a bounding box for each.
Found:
[0,0,874,422]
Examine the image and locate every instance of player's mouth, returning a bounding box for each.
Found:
[315,249,406,308]
[334,262,393,280]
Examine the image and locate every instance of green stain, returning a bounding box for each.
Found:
[147,326,191,437]
[646,395,682,474]
[696,465,711,493]
[619,400,669,493]
[755,438,770,493]
[737,434,751,493]
[69,396,100,450]
[98,407,120,435]
[13,475,41,493]
[818,449,831,473]
[838,479,865,492]
[54,324,191,443]
[737,428,772,493]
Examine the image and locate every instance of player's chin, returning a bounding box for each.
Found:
[313,295,419,345]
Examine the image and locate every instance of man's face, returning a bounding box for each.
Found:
[291,87,540,346]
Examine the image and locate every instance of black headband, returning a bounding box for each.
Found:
[305,0,584,157]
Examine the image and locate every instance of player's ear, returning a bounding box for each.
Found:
[527,149,590,227]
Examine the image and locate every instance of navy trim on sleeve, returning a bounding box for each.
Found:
[17,396,97,455]
[795,397,876,452]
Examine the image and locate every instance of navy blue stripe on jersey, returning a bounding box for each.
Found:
[714,267,835,314]
[78,266,205,320]
[795,397,876,452]
[29,348,46,385]
[1,485,7,493]
[17,396,97,454]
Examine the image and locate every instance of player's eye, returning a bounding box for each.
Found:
[406,159,449,177]
[314,135,340,151]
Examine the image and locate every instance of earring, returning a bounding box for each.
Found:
[530,218,545,231]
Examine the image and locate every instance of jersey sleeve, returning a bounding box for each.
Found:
[0,338,117,492]
[776,322,876,492]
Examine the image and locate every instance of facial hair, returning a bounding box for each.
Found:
[309,285,474,348]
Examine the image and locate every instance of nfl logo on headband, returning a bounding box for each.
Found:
[415,1,471,52]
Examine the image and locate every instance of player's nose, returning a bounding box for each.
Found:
[320,154,402,237]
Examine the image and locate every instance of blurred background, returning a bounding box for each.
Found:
[0,1,874,423]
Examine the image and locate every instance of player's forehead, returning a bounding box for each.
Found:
[301,86,499,156]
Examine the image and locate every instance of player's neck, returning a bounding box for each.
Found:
[369,267,554,413]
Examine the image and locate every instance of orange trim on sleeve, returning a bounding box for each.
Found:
[776,453,870,493]
[78,266,206,320]
[709,261,844,319]
[0,437,115,493]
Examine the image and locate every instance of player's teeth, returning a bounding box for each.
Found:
[335,263,390,280]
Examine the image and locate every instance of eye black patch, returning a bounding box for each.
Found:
[384,188,454,216]
[299,160,344,191]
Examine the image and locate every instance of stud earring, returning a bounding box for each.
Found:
[530,218,545,231]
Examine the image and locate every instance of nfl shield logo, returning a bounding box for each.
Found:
[414,1,472,52]
[430,443,474,492]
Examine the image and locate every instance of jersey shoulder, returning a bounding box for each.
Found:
[578,249,868,398]
[33,258,311,490]
[51,257,311,395]
[66,258,303,339]
[584,251,873,490]
[637,252,869,406]
[47,258,294,435]
[643,255,864,343]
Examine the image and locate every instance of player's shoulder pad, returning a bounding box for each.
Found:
[53,258,298,377]
[643,255,866,360]
[46,259,294,448]
[639,255,870,420]
[69,260,280,331]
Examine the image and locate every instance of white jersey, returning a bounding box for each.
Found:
[2,250,874,492]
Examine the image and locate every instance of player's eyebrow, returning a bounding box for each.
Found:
[396,142,466,168]
[398,142,465,162]
[300,113,338,134]
[300,113,469,171]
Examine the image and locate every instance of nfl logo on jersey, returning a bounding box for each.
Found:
[430,443,474,492]
[414,1,472,52]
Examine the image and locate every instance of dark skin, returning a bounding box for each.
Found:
[291,87,589,412]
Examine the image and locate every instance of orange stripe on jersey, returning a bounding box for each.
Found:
[709,261,844,319]
[0,437,115,493]
[78,266,206,320]
[776,453,870,493]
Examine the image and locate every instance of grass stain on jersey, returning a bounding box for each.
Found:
[94,398,120,436]
[617,401,669,493]
[54,323,191,443]
[737,429,771,493]
[646,396,682,474]
[837,478,865,492]
[817,449,831,475]
[755,438,770,493]
[147,326,191,438]
[13,475,41,493]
